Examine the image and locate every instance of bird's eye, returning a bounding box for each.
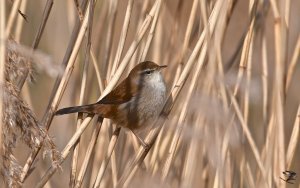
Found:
[145,70,152,75]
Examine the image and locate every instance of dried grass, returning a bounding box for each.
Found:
[1,40,61,187]
[1,0,300,187]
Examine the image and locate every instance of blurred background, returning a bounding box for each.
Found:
[1,0,300,187]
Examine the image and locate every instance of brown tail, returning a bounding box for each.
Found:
[55,104,97,115]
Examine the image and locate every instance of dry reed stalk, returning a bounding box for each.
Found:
[269,0,287,187]
[126,0,149,73]
[88,119,110,186]
[213,0,230,110]
[240,152,246,187]
[181,0,198,60]
[15,0,53,92]
[13,9,56,177]
[1,0,298,187]
[105,2,134,182]
[70,1,95,186]
[42,0,88,123]
[110,0,134,78]
[260,114,275,186]
[37,2,89,143]
[35,2,94,184]
[117,1,224,185]
[90,49,105,92]
[149,117,176,175]
[44,1,91,129]
[74,118,102,188]
[199,0,209,38]
[228,89,269,187]
[99,0,158,98]
[202,12,231,183]
[45,0,88,104]
[257,16,273,184]
[35,1,159,186]
[213,169,220,188]
[0,0,5,168]
[127,0,150,71]
[261,30,268,124]
[241,1,258,124]
[32,0,53,50]
[139,0,162,62]
[285,35,300,92]
[161,0,224,180]
[225,153,232,188]
[133,0,163,169]
[170,63,183,90]
[243,23,255,124]
[110,146,118,187]
[233,2,257,97]
[97,1,159,176]
[245,162,255,187]
[93,127,120,188]
[1,42,61,187]
[36,114,94,188]
[220,114,238,187]
[284,0,290,28]
[20,2,90,182]
[68,41,85,188]
[17,0,33,116]
[6,0,22,38]
[14,0,27,42]
[286,105,300,169]
[180,117,202,187]
[95,1,160,186]
[152,12,162,63]
[103,0,119,77]
[162,43,207,180]
[148,123,165,173]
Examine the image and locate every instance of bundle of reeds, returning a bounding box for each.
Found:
[1,0,300,187]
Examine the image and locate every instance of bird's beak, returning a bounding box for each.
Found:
[159,65,167,69]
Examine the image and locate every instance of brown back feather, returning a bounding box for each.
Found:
[97,78,137,104]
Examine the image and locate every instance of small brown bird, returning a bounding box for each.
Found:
[55,61,167,148]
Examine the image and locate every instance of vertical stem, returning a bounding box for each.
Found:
[6,0,22,37]
[15,0,27,42]
[139,0,162,62]
[92,128,121,188]
[110,0,134,78]
[18,0,53,90]
[103,0,119,77]
[0,0,6,161]
[262,30,268,124]
[21,1,90,182]
[70,0,95,187]
[270,1,286,187]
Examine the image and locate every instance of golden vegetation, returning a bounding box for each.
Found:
[0,0,300,187]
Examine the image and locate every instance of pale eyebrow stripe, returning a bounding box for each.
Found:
[141,68,155,73]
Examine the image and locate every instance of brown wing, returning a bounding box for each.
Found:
[97,78,137,104]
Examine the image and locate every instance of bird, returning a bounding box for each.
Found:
[55,61,167,148]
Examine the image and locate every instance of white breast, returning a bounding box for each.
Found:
[136,72,166,127]
[118,71,167,131]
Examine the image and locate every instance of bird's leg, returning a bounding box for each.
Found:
[130,130,150,151]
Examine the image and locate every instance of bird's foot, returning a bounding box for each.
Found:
[139,139,150,152]
[131,130,151,151]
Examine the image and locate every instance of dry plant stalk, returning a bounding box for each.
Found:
[0,40,61,187]
[1,0,300,187]
[0,2,5,187]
